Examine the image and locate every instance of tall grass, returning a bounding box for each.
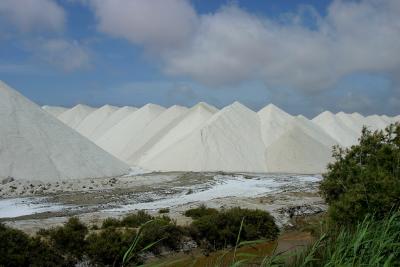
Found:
[217,211,400,267]
[281,211,400,267]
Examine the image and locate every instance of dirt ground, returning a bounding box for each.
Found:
[0,172,326,234]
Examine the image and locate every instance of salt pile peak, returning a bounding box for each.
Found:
[0,81,129,181]
[91,106,138,141]
[312,111,359,147]
[75,104,119,138]
[137,102,218,165]
[96,104,166,159]
[335,112,366,134]
[265,124,332,173]
[258,104,293,147]
[40,98,399,174]
[58,104,96,129]
[364,115,390,130]
[140,102,267,172]
[122,105,189,165]
[42,106,68,117]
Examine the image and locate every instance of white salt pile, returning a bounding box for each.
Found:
[96,104,166,160]
[58,104,96,129]
[312,111,360,147]
[42,106,68,117]
[75,105,118,138]
[91,106,138,141]
[8,79,399,175]
[0,81,129,181]
[140,102,267,172]
[46,100,398,173]
[137,102,218,167]
[122,105,188,165]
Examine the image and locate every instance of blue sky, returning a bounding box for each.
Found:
[0,0,399,117]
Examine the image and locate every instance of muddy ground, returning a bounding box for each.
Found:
[0,172,326,234]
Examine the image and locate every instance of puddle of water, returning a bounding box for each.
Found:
[0,198,65,218]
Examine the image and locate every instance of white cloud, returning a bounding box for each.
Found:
[89,0,198,51]
[86,0,400,91]
[33,39,91,71]
[0,0,65,33]
[163,0,400,91]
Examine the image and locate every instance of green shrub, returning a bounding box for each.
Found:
[139,217,187,254]
[121,210,154,227]
[44,217,88,260]
[320,123,400,224]
[158,208,170,214]
[190,207,279,249]
[184,204,218,219]
[101,217,121,229]
[0,223,68,267]
[86,227,139,266]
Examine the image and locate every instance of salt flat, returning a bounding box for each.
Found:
[0,172,324,231]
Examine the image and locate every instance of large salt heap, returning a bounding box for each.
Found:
[312,111,359,147]
[122,105,188,165]
[140,102,267,172]
[265,126,333,173]
[0,81,129,181]
[38,96,399,174]
[258,104,294,147]
[42,105,68,117]
[258,105,335,173]
[58,104,96,129]
[137,102,218,166]
[75,104,118,138]
[91,106,138,141]
[96,104,166,160]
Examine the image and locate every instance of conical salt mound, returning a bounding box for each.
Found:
[91,106,138,141]
[42,105,68,117]
[258,104,293,147]
[58,104,96,129]
[96,104,166,160]
[140,102,267,172]
[122,105,188,165]
[75,104,119,138]
[0,81,129,181]
[312,111,359,147]
[336,112,365,134]
[364,115,390,131]
[137,102,218,165]
[265,125,332,173]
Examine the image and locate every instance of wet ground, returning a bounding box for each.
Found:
[0,171,326,233]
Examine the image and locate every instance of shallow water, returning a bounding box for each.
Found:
[0,173,321,218]
[108,174,321,211]
[0,197,65,218]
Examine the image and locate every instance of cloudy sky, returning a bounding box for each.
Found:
[0,0,399,117]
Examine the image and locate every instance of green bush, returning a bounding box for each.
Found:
[86,227,138,266]
[101,217,121,229]
[184,204,218,219]
[0,223,68,267]
[320,123,400,224]
[121,210,154,227]
[139,217,187,254]
[43,217,88,260]
[158,208,170,214]
[190,207,279,249]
